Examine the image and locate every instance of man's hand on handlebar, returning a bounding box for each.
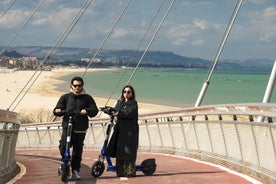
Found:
[80,109,87,115]
[54,109,84,116]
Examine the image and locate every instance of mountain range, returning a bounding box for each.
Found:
[1,45,274,71]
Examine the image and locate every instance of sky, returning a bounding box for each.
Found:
[0,0,275,61]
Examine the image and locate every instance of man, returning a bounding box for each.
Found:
[53,76,98,180]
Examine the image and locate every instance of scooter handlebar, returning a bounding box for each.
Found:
[60,109,80,117]
[100,106,116,116]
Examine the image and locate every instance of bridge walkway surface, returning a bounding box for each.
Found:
[9,149,263,184]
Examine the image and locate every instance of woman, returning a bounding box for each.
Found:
[105,85,139,177]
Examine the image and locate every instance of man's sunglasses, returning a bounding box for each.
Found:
[73,84,82,88]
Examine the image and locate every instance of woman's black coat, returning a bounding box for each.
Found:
[105,99,139,162]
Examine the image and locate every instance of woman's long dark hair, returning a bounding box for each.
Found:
[119,85,136,101]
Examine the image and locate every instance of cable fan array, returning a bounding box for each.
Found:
[0,0,243,112]
[1,0,176,112]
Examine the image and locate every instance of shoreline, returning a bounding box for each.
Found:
[1,68,181,116]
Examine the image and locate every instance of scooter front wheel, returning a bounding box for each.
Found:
[91,160,105,177]
[61,164,70,182]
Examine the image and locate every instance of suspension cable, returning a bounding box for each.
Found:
[126,0,175,84]
[0,0,47,56]
[81,0,132,78]
[8,0,94,111]
[99,0,174,117]
[0,0,17,20]
[205,0,243,81]
[103,0,166,107]
[194,0,243,107]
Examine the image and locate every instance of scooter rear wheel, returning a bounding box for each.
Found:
[91,160,105,177]
[141,158,156,176]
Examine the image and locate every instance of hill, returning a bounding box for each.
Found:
[1,46,274,71]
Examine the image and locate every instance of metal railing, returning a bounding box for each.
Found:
[5,103,276,183]
[0,110,20,184]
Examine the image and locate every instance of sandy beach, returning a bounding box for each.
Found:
[1,68,180,118]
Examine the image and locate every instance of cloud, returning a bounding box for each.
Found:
[248,0,272,5]
[262,6,276,19]
[192,39,205,46]
[244,6,276,43]
[259,34,270,42]
[193,19,208,30]
[0,10,31,28]
[33,8,78,28]
[259,7,276,42]
[112,28,130,38]
[173,38,188,46]
[0,0,275,60]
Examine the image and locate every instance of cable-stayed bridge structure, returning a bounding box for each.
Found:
[0,0,275,183]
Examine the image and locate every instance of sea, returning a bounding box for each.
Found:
[55,68,276,108]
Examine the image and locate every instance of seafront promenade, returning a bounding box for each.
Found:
[12,149,261,184]
[1,103,276,183]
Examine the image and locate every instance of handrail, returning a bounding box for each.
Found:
[0,110,20,184]
[20,103,276,128]
[6,103,276,183]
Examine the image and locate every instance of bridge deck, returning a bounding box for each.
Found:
[10,149,263,184]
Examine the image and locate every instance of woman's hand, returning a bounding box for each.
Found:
[55,108,62,113]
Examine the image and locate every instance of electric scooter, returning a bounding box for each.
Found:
[91,106,156,177]
[57,110,77,182]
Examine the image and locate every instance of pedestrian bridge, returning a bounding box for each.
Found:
[1,103,276,183]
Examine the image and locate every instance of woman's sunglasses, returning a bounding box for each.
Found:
[123,90,131,94]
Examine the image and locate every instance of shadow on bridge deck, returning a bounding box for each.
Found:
[9,149,263,184]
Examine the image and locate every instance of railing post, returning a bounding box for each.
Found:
[258,60,276,122]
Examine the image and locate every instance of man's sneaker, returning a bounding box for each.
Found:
[71,170,80,180]
[58,166,62,176]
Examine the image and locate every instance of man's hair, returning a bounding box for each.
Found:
[71,76,84,85]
